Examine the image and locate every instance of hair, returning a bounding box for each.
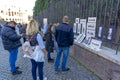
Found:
[48,23,53,31]
[26,20,39,35]
[8,21,17,25]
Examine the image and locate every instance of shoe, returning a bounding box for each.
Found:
[16,66,19,69]
[62,68,70,72]
[37,76,47,80]
[55,70,59,74]
[48,58,54,63]
[44,77,47,80]
[12,70,22,75]
[54,68,61,74]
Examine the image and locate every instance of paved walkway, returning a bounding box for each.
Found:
[0,38,100,80]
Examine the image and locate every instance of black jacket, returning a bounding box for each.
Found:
[55,23,74,47]
[45,31,54,52]
[1,25,21,50]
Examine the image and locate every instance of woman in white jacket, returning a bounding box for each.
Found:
[26,20,46,80]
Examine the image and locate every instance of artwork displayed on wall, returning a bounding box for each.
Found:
[80,19,87,35]
[106,25,115,41]
[73,23,77,33]
[98,26,103,38]
[107,28,113,40]
[75,18,80,23]
[88,17,97,23]
[89,39,102,51]
[86,22,96,38]
[75,34,85,43]
[105,24,116,41]
[77,23,81,34]
[75,34,82,42]
[78,34,86,43]
[82,37,92,45]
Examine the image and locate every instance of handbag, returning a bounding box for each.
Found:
[31,46,45,62]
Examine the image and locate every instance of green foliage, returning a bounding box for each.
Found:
[33,0,49,16]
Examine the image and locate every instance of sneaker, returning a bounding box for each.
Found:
[55,70,59,74]
[37,76,47,80]
[12,70,22,75]
[44,77,47,80]
[48,58,54,63]
[62,68,70,72]
[16,66,19,69]
[54,69,61,74]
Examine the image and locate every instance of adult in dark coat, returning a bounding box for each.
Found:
[54,16,74,72]
[1,21,22,75]
[45,24,54,62]
[20,24,27,42]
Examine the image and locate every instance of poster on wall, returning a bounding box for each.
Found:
[86,22,96,39]
[75,34,85,43]
[98,26,103,38]
[88,17,97,23]
[80,19,87,35]
[106,26,115,41]
[107,27,113,40]
[107,28,112,40]
[77,23,81,34]
[78,34,86,43]
[73,23,77,33]
[75,18,80,23]
[89,39,102,51]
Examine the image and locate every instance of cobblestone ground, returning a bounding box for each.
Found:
[0,38,101,80]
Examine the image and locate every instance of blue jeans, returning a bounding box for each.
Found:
[8,48,18,72]
[54,47,69,71]
[54,37,58,53]
[31,59,44,80]
[47,52,51,59]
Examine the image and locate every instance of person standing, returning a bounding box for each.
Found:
[1,21,22,75]
[54,16,74,72]
[45,24,54,62]
[26,20,46,80]
[20,24,27,42]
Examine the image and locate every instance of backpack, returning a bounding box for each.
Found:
[27,33,38,46]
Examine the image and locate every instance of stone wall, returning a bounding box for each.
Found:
[70,43,120,80]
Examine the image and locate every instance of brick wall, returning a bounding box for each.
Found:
[70,43,120,80]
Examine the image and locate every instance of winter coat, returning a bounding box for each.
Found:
[20,26,27,38]
[1,25,21,50]
[55,23,74,47]
[45,31,54,52]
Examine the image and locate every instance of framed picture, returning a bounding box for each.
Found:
[80,19,87,35]
[88,17,97,23]
[106,25,115,41]
[73,23,77,33]
[98,26,103,38]
[89,39,102,51]
[75,18,80,23]
[77,23,82,34]
[75,34,85,43]
[86,22,96,38]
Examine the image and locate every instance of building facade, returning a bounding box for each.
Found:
[0,0,30,23]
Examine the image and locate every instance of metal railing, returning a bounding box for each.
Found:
[35,0,120,44]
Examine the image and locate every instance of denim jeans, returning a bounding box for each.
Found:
[47,52,51,59]
[8,48,18,72]
[54,37,58,53]
[54,47,69,71]
[31,59,44,80]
